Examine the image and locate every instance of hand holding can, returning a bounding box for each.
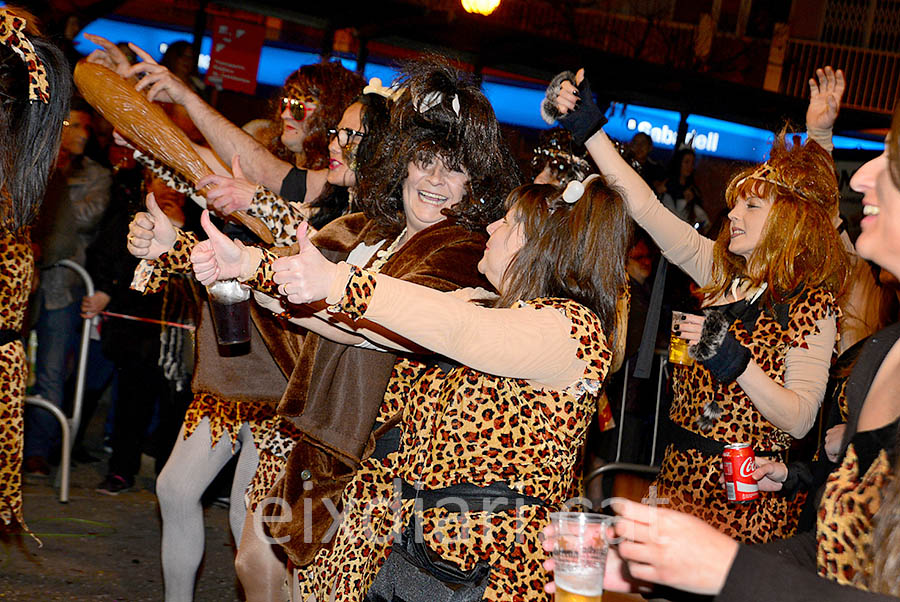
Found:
[722,443,759,503]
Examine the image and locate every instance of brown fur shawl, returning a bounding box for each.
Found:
[264,212,491,566]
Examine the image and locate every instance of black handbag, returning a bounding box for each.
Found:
[364,518,491,602]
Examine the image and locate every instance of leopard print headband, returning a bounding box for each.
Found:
[0,10,50,103]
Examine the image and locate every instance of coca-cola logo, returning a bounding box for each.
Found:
[738,457,756,478]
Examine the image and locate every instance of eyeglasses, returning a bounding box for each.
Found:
[280,97,316,122]
[328,127,366,148]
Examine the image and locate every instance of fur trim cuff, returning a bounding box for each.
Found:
[689,310,730,361]
[542,70,575,124]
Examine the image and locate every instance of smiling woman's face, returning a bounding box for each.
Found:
[851,143,900,277]
[326,102,363,188]
[726,194,773,259]
[401,158,469,236]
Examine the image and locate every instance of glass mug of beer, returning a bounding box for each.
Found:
[551,512,611,602]
[668,312,697,366]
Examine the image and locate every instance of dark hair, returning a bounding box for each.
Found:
[355,92,391,182]
[531,127,594,186]
[276,61,365,170]
[0,6,71,233]
[69,95,94,117]
[496,180,632,342]
[160,41,194,73]
[357,57,522,238]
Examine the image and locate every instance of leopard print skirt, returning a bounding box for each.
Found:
[182,393,300,511]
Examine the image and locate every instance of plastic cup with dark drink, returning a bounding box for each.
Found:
[207,280,251,346]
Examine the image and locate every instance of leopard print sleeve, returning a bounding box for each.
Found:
[133,149,206,208]
[241,247,281,299]
[327,266,377,321]
[246,185,307,246]
[130,228,199,294]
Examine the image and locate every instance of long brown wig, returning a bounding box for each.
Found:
[273,61,364,170]
[357,57,522,238]
[495,181,632,345]
[698,132,849,306]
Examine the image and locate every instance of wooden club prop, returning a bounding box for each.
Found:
[73,61,274,244]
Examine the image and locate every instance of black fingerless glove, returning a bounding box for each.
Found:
[541,70,608,146]
[689,309,752,385]
[779,461,815,499]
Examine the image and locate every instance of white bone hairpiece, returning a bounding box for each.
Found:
[416,90,460,116]
[562,173,600,204]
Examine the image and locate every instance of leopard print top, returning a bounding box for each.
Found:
[0,229,34,536]
[296,289,612,601]
[652,287,839,543]
[817,442,890,587]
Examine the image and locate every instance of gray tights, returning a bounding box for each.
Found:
[157,418,259,602]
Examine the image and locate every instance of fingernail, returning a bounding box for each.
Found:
[673,325,680,334]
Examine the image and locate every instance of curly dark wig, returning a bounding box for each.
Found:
[0,6,71,233]
[357,57,522,238]
[273,61,365,170]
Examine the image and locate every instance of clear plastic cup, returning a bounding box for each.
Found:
[207,280,251,346]
[668,312,698,366]
[551,512,611,602]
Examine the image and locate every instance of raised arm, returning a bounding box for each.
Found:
[806,66,845,153]
[550,69,715,285]
[85,36,294,194]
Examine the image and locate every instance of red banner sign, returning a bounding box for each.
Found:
[205,16,265,95]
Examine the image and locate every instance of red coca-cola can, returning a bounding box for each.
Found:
[722,443,759,503]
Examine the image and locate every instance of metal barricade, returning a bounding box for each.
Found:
[584,352,669,489]
[24,259,94,503]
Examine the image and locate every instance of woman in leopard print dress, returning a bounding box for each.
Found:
[545,98,900,602]
[195,178,631,601]
[551,69,849,543]
[0,7,69,539]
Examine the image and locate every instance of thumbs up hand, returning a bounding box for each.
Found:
[271,221,338,304]
[127,192,176,260]
[198,155,257,215]
[191,210,246,285]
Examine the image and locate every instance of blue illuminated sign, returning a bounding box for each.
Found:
[76,17,884,162]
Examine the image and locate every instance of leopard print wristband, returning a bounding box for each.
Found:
[154,228,199,274]
[327,265,377,321]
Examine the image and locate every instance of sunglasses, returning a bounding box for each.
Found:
[328,127,366,148]
[280,97,317,122]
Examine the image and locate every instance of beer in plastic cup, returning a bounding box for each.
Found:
[551,512,611,602]
[668,312,697,366]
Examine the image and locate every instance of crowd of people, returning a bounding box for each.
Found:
[1,4,900,602]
